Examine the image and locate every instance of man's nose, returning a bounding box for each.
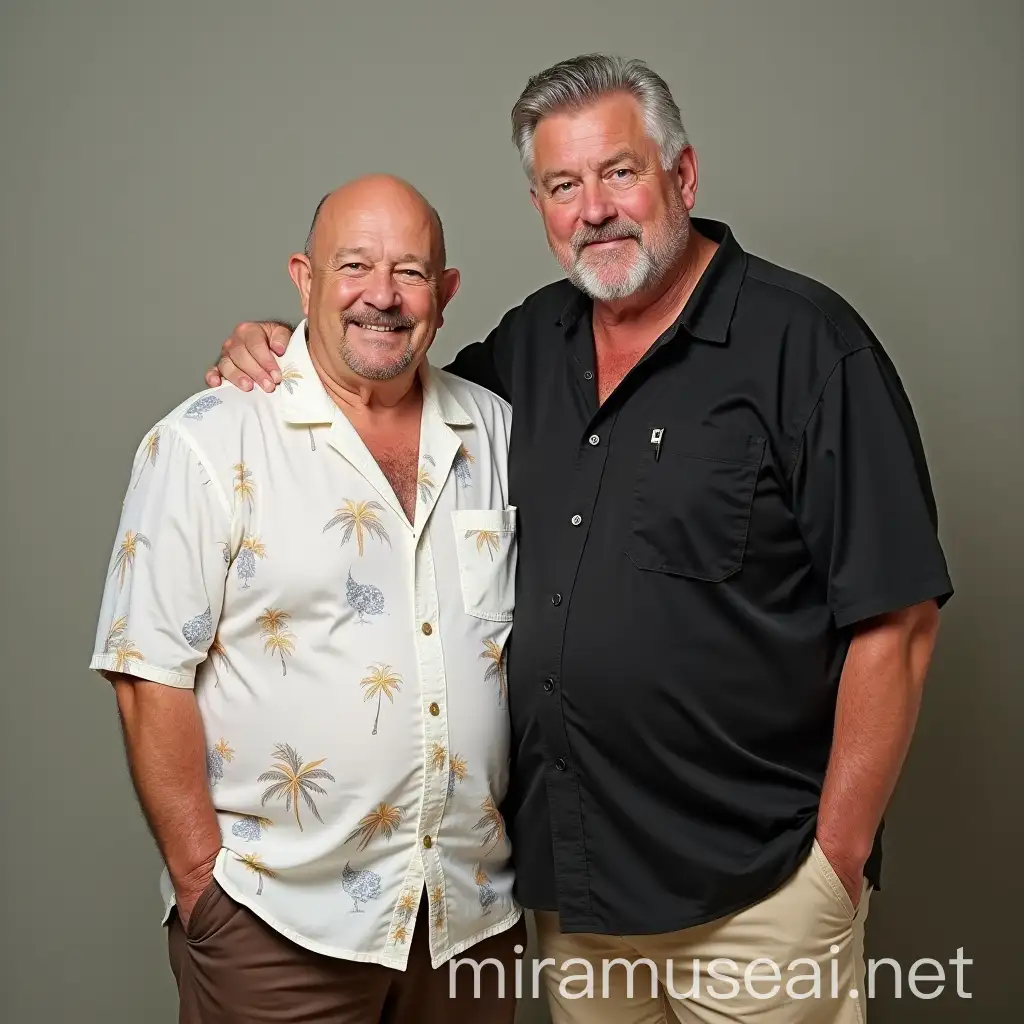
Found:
[361,266,400,311]
[580,180,617,226]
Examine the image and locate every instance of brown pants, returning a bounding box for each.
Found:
[167,880,526,1023]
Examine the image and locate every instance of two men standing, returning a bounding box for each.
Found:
[95,52,951,1024]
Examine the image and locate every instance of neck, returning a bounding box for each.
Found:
[592,227,718,336]
[307,332,422,418]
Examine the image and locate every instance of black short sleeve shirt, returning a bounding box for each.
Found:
[446,219,952,934]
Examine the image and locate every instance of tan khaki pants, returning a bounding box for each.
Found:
[535,841,871,1024]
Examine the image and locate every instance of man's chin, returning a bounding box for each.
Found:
[340,348,416,382]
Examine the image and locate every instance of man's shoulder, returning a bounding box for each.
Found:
[144,383,276,460]
[742,255,878,358]
[497,278,578,332]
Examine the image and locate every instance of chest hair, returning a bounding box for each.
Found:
[365,439,420,523]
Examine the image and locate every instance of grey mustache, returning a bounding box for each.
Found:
[341,311,417,329]
[572,223,642,254]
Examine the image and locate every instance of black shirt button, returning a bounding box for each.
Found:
[584,370,594,380]
[554,758,566,771]
[551,593,562,606]
[588,434,600,446]
[543,678,554,692]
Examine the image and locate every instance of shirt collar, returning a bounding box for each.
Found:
[278,320,472,428]
[555,218,747,346]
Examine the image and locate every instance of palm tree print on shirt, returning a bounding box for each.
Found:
[345,803,404,852]
[280,365,303,394]
[103,616,128,653]
[447,754,468,800]
[475,864,499,915]
[257,608,295,676]
[132,429,161,488]
[236,532,267,588]
[430,883,446,929]
[453,444,475,488]
[103,617,144,673]
[417,454,436,504]
[210,632,228,680]
[258,743,335,831]
[233,463,255,506]
[360,663,402,735]
[323,500,391,556]
[481,638,507,707]
[207,738,234,786]
[236,852,277,895]
[429,743,447,774]
[110,530,150,589]
[473,796,506,854]
[465,529,501,561]
[429,744,467,800]
[391,889,417,943]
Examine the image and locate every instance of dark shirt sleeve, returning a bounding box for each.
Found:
[789,345,953,629]
[443,303,520,402]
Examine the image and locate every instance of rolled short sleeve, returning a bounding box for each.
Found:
[790,346,953,629]
[89,423,232,687]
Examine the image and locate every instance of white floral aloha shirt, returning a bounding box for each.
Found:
[90,321,520,968]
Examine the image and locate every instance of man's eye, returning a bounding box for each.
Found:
[554,182,575,194]
[611,168,634,179]
[398,269,424,279]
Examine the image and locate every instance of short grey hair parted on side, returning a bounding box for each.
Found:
[511,53,689,182]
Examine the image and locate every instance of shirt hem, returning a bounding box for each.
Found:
[162,861,523,972]
[429,905,523,969]
[89,655,193,688]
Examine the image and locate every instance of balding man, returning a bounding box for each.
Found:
[89,176,526,1023]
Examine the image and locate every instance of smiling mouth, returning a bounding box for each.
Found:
[584,237,633,248]
[350,322,407,333]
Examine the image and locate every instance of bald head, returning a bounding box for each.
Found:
[289,173,461,388]
[303,175,446,269]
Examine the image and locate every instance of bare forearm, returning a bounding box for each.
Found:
[817,601,940,868]
[114,677,222,884]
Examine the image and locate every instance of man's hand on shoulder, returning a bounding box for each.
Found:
[204,321,293,393]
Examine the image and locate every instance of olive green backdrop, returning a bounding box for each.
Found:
[1,1,1019,1020]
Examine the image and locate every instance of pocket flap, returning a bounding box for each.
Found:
[452,507,517,533]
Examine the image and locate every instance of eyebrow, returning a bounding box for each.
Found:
[330,247,373,263]
[540,149,640,189]
[329,247,430,266]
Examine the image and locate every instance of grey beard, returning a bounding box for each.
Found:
[563,207,690,301]
[339,331,415,381]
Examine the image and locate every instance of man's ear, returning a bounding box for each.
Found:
[288,254,313,316]
[676,145,699,213]
[436,267,461,328]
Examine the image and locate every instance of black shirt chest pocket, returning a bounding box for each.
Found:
[626,427,766,582]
